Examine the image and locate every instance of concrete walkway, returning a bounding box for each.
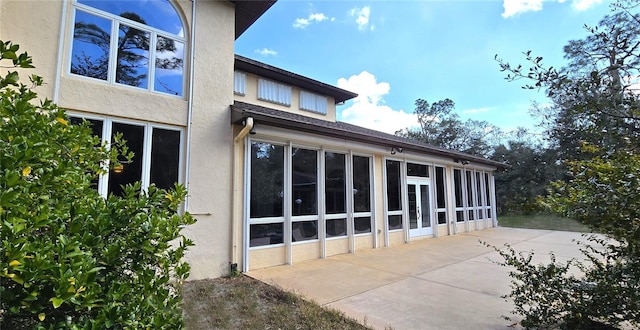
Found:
[247,227,589,330]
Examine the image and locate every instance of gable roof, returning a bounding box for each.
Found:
[231,101,508,169]
[232,0,277,39]
[234,55,358,104]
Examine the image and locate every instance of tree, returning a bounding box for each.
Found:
[490,4,640,329]
[396,98,502,158]
[491,140,564,214]
[0,40,195,328]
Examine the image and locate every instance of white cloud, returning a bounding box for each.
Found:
[502,0,603,17]
[337,71,418,134]
[502,0,544,18]
[462,107,491,115]
[293,12,331,29]
[350,6,373,31]
[255,48,277,56]
[571,0,603,11]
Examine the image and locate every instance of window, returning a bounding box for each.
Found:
[386,160,403,230]
[476,172,484,219]
[300,90,327,115]
[466,170,475,221]
[435,166,447,225]
[325,152,346,214]
[453,169,464,222]
[407,163,429,177]
[250,142,284,219]
[292,148,318,216]
[353,156,372,234]
[69,116,182,197]
[234,71,246,95]
[71,0,185,96]
[258,79,292,106]
[249,142,285,247]
[485,173,492,219]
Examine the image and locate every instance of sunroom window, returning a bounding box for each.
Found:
[71,0,185,96]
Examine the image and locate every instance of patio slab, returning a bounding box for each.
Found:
[247,227,587,329]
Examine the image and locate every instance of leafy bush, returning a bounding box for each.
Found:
[0,40,195,328]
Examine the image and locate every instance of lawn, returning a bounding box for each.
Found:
[182,275,373,330]
[498,213,592,232]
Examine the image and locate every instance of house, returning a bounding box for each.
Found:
[2,0,503,279]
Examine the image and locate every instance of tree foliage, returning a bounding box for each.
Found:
[0,40,195,329]
[396,98,502,158]
[490,4,640,329]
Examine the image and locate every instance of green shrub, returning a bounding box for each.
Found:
[0,40,195,328]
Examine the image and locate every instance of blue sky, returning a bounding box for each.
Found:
[235,0,610,135]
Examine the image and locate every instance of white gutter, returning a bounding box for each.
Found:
[53,0,69,103]
[184,0,197,211]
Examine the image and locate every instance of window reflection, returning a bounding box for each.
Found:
[72,0,184,96]
[354,217,372,234]
[250,142,284,218]
[325,152,346,214]
[292,221,318,242]
[292,148,317,216]
[72,10,111,81]
[150,128,180,190]
[326,218,347,237]
[353,156,371,213]
[108,122,145,196]
[386,160,402,211]
[250,223,284,247]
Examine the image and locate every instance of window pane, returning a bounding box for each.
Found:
[250,223,283,247]
[354,217,372,234]
[386,160,402,211]
[485,173,491,206]
[70,117,103,190]
[150,128,180,190]
[437,212,447,225]
[292,221,318,242]
[326,218,347,237]
[108,122,145,196]
[78,0,184,36]
[71,10,111,81]
[476,172,483,206]
[388,214,402,230]
[408,184,417,229]
[325,152,345,214]
[420,184,431,228]
[456,210,464,222]
[116,24,149,88]
[155,36,184,96]
[466,170,474,207]
[468,210,475,221]
[435,167,446,209]
[353,156,371,213]
[292,148,317,216]
[454,169,463,207]
[250,142,284,218]
[407,163,429,177]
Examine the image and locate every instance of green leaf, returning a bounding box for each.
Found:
[50,297,63,309]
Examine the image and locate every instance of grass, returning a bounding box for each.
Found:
[498,213,592,232]
[182,275,373,330]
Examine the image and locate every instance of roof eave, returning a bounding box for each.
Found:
[234,55,358,104]
[232,0,277,39]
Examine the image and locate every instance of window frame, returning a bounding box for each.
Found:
[69,1,187,97]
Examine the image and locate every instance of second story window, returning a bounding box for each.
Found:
[300,90,327,115]
[70,0,186,97]
[234,71,246,95]
[258,79,291,106]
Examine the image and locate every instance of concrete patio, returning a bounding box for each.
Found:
[247,227,590,329]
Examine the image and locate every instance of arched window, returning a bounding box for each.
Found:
[70,0,186,96]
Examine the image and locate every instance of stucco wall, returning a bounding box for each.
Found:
[292,241,321,263]
[234,72,337,122]
[181,0,236,279]
[326,237,349,257]
[1,0,62,101]
[249,246,286,270]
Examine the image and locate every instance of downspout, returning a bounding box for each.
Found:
[184,0,197,211]
[234,117,254,143]
[53,0,69,103]
[232,117,253,272]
